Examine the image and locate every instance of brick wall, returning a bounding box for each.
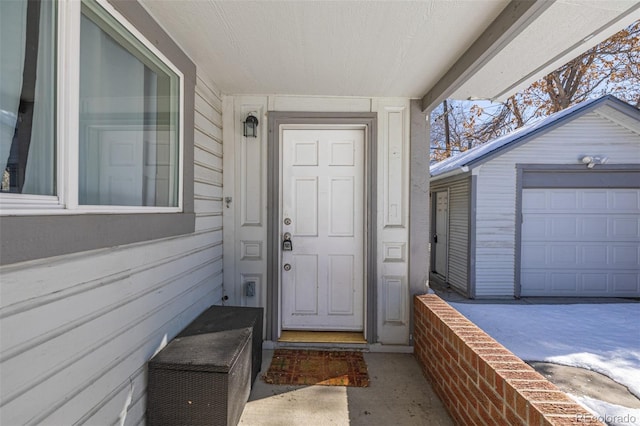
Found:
[414,294,604,425]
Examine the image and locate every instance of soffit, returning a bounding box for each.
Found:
[596,105,640,135]
[138,0,508,97]
[139,1,639,105]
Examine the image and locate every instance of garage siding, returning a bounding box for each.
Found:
[448,180,471,295]
[431,177,470,296]
[474,111,640,297]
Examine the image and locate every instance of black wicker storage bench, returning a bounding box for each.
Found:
[147,306,263,426]
[176,306,263,386]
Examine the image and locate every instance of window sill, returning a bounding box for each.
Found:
[0,207,182,216]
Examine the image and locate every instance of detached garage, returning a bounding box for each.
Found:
[430,95,640,298]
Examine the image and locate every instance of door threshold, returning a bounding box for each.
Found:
[278,331,366,344]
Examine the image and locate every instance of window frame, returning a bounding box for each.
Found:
[0,0,196,265]
[1,0,185,214]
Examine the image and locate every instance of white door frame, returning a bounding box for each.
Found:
[267,112,377,343]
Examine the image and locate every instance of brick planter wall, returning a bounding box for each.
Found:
[414,294,604,425]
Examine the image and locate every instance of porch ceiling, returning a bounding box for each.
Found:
[139,0,639,110]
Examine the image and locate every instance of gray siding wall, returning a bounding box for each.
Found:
[447,179,471,295]
[474,111,640,297]
[0,75,224,425]
[430,176,470,295]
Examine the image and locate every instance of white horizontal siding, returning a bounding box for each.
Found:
[0,74,225,425]
[474,112,640,297]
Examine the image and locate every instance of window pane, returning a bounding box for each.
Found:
[0,0,56,195]
[79,0,180,207]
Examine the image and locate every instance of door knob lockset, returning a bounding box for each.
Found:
[283,263,291,271]
[282,232,293,251]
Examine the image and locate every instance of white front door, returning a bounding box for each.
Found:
[434,191,448,276]
[281,128,365,331]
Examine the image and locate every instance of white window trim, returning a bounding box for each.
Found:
[0,0,185,216]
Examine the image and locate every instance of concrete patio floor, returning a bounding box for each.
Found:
[239,350,454,425]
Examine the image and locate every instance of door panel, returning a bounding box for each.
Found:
[293,177,318,236]
[281,129,364,330]
[293,254,318,314]
[329,177,354,236]
[328,255,355,315]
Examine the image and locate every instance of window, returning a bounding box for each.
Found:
[0,0,56,196]
[0,0,195,265]
[79,1,180,207]
[0,0,183,211]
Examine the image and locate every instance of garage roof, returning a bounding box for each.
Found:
[430,95,640,178]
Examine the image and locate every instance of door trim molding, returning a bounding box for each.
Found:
[267,112,377,343]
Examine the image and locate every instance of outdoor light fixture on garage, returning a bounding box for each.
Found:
[580,155,608,169]
[243,113,259,138]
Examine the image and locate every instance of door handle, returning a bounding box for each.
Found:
[282,232,293,251]
[434,234,438,243]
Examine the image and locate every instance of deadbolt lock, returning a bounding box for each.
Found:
[284,218,292,225]
[283,263,291,271]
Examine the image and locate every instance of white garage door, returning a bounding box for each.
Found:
[521,188,640,297]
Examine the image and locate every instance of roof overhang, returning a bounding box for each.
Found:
[435,0,640,111]
[137,0,639,112]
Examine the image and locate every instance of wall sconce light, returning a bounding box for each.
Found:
[580,155,608,169]
[243,113,259,138]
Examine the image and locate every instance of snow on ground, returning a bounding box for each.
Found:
[449,303,640,400]
[571,395,640,426]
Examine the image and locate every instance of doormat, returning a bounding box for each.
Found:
[262,349,369,387]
